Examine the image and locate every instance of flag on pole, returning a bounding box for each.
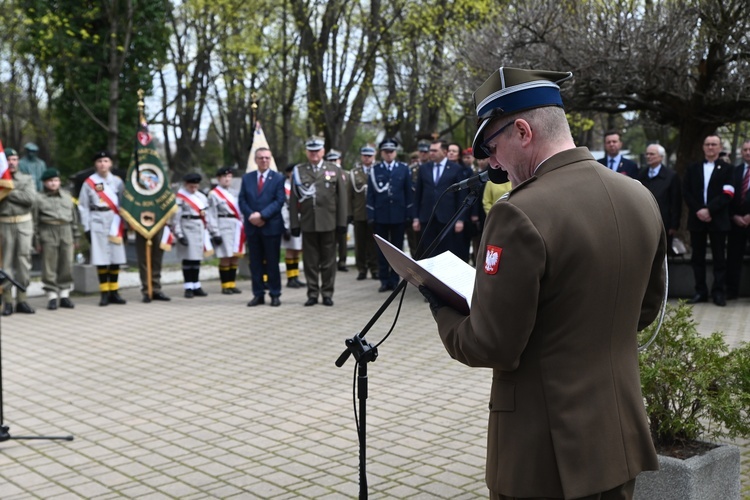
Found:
[245,121,278,172]
[119,118,178,241]
[0,140,15,202]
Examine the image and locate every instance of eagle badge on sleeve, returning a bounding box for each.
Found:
[484,245,502,274]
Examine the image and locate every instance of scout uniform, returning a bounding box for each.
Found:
[172,173,216,297]
[289,137,347,305]
[207,167,245,293]
[0,147,36,315]
[34,168,78,310]
[78,151,127,306]
[348,146,378,280]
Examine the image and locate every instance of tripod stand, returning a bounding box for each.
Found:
[336,184,483,499]
[0,269,73,443]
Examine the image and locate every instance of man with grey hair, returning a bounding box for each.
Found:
[637,143,682,253]
[420,67,665,499]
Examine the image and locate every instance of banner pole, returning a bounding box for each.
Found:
[146,238,153,299]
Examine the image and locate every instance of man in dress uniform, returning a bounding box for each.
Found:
[208,167,245,295]
[683,134,734,306]
[420,66,665,499]
[348,145,379,280]
[726,139,750,300]
[289,137,347,306]
[78,151,128,306]
[326,149,350,272]
[34,168,79,310]
[367,138,413,292]
[18,142,47,192]
[597,131,639,178]
[238,148,286,306]
[0,147,36,315]
[172,172,215,298]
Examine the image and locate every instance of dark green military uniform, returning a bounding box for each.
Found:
[34,169,79,308]
[290,160,347,301]
[348,158,378,279]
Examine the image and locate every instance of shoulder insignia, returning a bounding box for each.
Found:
[484,245,503,274]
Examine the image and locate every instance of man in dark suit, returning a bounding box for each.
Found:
[683,134,735,306]
[597,130,639,178]
[239,147,286,307]
[726,139,750,299]
[421,67,664,499]
[366,138,414,292]
[412,140,466,258]
[637,144,682,251]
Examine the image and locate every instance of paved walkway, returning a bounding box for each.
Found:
[0,270,748,499]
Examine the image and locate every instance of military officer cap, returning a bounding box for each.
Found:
[360,145,376,156]
[216,166,233,177]
[379,138,398,151]
[183,172,202,184]
[92,150,112,162]
[5,147,18,157]
[417,142,430,153]
[472,67,573,159]
[24,142,39,152]
[41,168,60,181]
[305,136,325,151]
[325,149,342,161]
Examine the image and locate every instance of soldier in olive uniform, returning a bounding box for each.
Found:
[172,172,216,298]
[79,151,128,306]
[34,168,78,310]
[0,147,36,315]
[289,137,348,306]
[207,167,244,294]
[348,145,379,280]
[325,149,350,272]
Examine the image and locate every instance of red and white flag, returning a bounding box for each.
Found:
[0,140,15,201]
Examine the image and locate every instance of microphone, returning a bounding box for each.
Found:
[448,168,508,191]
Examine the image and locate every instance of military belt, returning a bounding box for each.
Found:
[0,213,32,223]
[218,214,236,218]
[40,219,69,225]
[90,206,111,212]
[182,215,201,220]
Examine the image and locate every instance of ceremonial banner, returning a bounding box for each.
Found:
[245,121,278,172]
[120,119,177,240]
[0,140,15,202]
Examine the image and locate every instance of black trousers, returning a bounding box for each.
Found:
[726,224,750,296]
[690,230,727,297]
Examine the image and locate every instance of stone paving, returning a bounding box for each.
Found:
[0,268,748,499]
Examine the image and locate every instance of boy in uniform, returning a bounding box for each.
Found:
[207,167,244,294]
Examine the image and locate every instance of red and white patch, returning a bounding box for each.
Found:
[137,130,152,147]
[484,245,503,274]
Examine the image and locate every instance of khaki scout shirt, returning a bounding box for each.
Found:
[34,188,80,238]
[0,171,35,217]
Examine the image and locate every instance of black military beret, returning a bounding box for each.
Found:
[183,172,202,183]
[216,166,233,177]
[92,150,113,162]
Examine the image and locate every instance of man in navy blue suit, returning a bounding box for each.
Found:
[597,131,639,178]
[366,138,414,292]
[412,140,466,257]
[239,147,287,307]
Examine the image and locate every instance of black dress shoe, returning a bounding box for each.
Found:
[59,298,75,309]
[356,272,367,280]
[713,294,726,307]
[230,287,242,294]
[184,289,194,299]
[1,303,12,316]
[152,292,171,301]
[322,297,333,306]
[304,297,318,306]
[294,278,306,287]
[142,294,152,303]
[47,299,58,310]
[15,302,35,314]
[371,273,379,280]
[270,296,281,307]
[378,284,393,292]
[687,294,708,304]
[338,265,348,272]
[247,295,265,306]
[286,279,301,288]
[108,292,127,305]
[100,293,109,306]
[221,288,234,295]
[193,288,208,297]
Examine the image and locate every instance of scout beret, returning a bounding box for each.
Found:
[472,67,573,159]
[417,143,430,153]
[360,146,376,155]
[41,168,60,181]
[24,142,39,152]
[325,149,341,161]
[183,172,202,183]
[216,166,233,176]
[92,150,112,162]
[379,138,398,151]
[5,147,18,157]
[305,136,325,151]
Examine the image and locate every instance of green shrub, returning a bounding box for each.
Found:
[638,301,750,447]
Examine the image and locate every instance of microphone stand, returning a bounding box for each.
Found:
[335,182,483,499]
[0,270,74,443]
